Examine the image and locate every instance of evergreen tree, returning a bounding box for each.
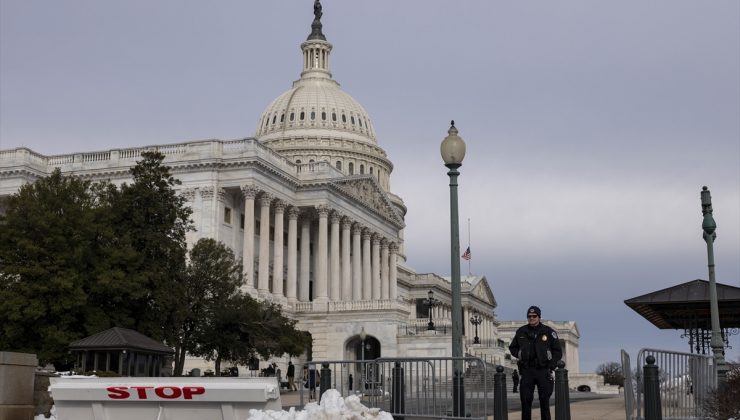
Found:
[0,170,103,365]
[102,151,193,342]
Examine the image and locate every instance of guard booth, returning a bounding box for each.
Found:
[69,327,174,376]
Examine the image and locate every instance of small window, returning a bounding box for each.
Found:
[358,118,363,127]
[272,115,276,124]
[296,159,302,164]
[224,207,232,224]
[309,159,315,163]
[351,116,355,125]
[311,111,316,120]
[300,111,305,120]
[321,112,326,121]
[360,164,365,174]
[336,161,342,170]
[280,113,284,122]
[289,112,295,121]
[342,114,347,123]
[264,118,269,128]
[240,214,245,229]
[348,162,354,175]
[370,167,374,175]
[332,112,337,121]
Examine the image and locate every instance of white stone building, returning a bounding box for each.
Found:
[0,1,578,375]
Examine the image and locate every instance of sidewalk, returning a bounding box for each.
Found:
[506,395,624,420]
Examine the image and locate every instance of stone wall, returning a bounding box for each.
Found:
[0,351,38,420]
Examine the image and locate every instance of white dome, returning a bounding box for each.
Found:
[256,77,376,144]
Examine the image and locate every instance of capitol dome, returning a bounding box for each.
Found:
[255,0,393,191]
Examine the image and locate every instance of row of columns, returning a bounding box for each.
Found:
[241,186,399,304]
[430,305,497,343]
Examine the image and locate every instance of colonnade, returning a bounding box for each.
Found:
[241,186,399,304]
[425,305,496,342]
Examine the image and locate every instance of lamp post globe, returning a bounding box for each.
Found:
[440,120,466,416]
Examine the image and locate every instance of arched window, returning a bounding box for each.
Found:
[348,162,354,175]
[300,111,305,120]
[296,159,302,164]
[280,113,284,122]
[311,111,316,120]
[321,112,327,121]
[272,115,277,124]
[358,118,363,127]
[360,164,365,174]
[342,114,347,123]
[351,116,355,125]
[332,112,337,121]
[370,167,374,175]
[289,112,295,121]
[336,161,342,170]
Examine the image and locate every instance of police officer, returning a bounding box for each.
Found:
[508,306,562,420]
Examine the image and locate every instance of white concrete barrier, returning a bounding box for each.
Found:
[49,377,281,420]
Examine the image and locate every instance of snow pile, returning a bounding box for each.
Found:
[247,389,393,420]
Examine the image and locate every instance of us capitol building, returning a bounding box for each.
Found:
[0,1,580,375]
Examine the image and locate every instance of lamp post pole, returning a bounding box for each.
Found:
[700,186,727,387]
[470,313,482,345]
[426,290,436,331]
[359,327,367,393]
[440,121,466,417]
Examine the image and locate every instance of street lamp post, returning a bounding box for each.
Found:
[440,120,466,417]
[425,290,437,331]
[470,313,482,345]
[700,186,727,387]
[359,327,367,393]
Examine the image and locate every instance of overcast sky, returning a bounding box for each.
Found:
[1,1,738,372]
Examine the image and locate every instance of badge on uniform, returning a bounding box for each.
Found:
[542,335,547,341]
[552,331,558,339]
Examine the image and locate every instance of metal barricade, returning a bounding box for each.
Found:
[622,348,717,420]
[621,349,637,420]
[301,356,492,419]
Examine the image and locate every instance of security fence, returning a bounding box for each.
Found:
[301,356,491,419]
[622,348,717,420]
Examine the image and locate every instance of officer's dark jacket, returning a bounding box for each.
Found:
[508,323,563,370]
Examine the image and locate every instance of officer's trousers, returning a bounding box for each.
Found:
[519,367,553,420]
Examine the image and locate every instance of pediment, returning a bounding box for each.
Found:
[331,177,404,227]
[471,277,497,308]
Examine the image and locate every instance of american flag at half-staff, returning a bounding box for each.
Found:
[462,246,471,261]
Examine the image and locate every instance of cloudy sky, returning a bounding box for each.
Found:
[2,1,738,372]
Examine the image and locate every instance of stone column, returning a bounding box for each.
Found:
[341,218,352,301]
[362,229,372,300]
[241,186,258,290]
[380,239,389,299]
[352,224,362,301]
[257,193,272,297]
[371,234,381,300]
[272,200,285,300]
[315,205,329,303]
[286,206,299,304]
[299,216,311,302]
[389,243,398,301]
[330,212,341,301]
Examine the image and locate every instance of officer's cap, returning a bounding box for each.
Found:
[527,306,541,317]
